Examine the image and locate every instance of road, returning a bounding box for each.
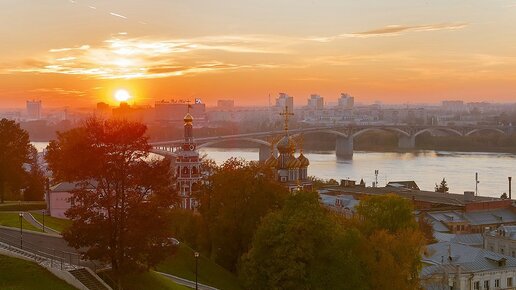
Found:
[0,226,217,289]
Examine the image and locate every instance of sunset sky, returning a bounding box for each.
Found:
[1,0,516,107]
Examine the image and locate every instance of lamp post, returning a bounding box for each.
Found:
[19,212,23,249]
[42,209,45,232]
[194,251,199,290]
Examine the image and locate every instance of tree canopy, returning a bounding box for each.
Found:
[240,191,366,290]
[241,193,426,290]
[45,118,177,280]
[0,118,33,203]
[197,158,289,272]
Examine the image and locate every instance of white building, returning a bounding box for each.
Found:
[275,93,294,113]
[338,93,354,109]
[47,182,95,219]
[26,100,42,120]
[485,226,516,258]
[307,94,324,110]
[421,242,516,290]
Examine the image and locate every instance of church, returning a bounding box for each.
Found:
[174,112,202,209]
[264,107,313,192]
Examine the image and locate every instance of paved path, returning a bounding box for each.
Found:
[22,212,61,235]
[0,226,98,269]
[157,271,219,290]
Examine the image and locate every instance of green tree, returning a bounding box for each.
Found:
[23,146,46,201]
[198,158,288,272]
[0,118,32,203]
[240,191,366,290]
[356,194,417,234]
[435,178,449,193]
[46,118,177,283]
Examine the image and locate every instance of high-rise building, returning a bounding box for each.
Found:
[174,112,202,209]
[275,93,294,113]
[26,100,42,119]
[338,93,354,109]
[307,94,324,110]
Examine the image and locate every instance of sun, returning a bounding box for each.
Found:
[114,89,131,102]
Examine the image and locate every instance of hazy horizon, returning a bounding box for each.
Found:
[2,0,516,107]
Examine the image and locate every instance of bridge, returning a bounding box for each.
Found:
[150,124,515,160]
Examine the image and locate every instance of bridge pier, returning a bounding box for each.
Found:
[335,136,353,159]
[398,135,416,150]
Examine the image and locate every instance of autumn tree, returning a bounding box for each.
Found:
[240,191,366,290]
[356,194,425,290]
[0,118,33,203]
[435,178,449,193]
[197,158,288,272]
[45,118,177,283]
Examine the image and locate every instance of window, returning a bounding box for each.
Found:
[495,279,500,288]
[508,277,513,287]
[512,251,515,258]
[474,281,480,290]
[484,280,490,289]
[501,248,505,254]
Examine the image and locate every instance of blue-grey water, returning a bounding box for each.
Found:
[32,142,515,198]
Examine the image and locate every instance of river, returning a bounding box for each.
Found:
[32,142,515,198]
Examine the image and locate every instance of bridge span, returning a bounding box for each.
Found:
[150,124,514,160]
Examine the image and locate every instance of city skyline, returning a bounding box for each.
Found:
[2,0,516,107]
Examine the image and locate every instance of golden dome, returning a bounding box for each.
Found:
[286,155,301,168]
[297,153,309,167]
[264,154,278,168]
[184,113,194,123]
[276,135,295,154]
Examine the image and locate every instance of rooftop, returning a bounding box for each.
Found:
[321,185,498,207]
[422,242,516,275]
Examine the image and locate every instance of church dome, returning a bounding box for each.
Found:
[286,155,301,168]
[276,135,295,154]
[264,154,278,168]
[184,113,194,123]
[297,153,310,167]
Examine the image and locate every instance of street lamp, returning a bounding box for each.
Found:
[194,251,199,290]
[42,210,45,232]
[18,212,23,249]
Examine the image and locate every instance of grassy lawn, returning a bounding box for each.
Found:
[32,212,72,233]
[0,201,46,212]
[0,254,78,289]
[0,212,42,232]
[157,244,243,290]
[100,270,189,290]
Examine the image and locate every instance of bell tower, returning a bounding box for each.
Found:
[175,109,201,209]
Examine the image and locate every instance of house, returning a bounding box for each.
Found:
[47,182,95,219]
[319,192,359,217]
[386,180,420,191]
[421,242,516,290]
[484,225,516,258]
[426,208,516,234]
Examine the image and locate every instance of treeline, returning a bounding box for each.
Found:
[171,158,429,290]
[0,119,46,202]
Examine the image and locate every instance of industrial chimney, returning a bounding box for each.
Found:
[509,177,512,200]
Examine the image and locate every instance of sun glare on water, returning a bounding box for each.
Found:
[114,89,131,102]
